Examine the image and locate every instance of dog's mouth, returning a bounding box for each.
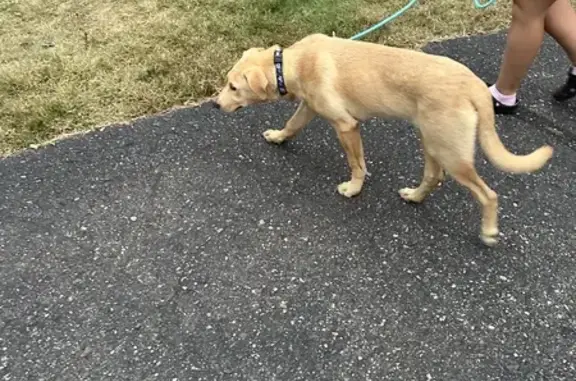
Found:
[211,100,243,112]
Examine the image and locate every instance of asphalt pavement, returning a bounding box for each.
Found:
[1,32,575,380]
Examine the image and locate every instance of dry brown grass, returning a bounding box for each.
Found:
[0,0,513,156]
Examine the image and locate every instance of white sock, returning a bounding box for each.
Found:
[571,66,576,75]
[489,85,517,106]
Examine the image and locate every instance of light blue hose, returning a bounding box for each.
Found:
[349,0,497,41]
[473,0,498,9]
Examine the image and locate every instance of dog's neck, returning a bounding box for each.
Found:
[268,46,299,100]
[273,48,288,96]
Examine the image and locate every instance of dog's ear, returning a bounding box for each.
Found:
[243,69,269,100]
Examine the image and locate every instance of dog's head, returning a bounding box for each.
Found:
[213,47,278,112]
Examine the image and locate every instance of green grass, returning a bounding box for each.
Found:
[0,0,513,156]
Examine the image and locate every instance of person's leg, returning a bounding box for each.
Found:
[544,0,576,101]
[489,0,557,113]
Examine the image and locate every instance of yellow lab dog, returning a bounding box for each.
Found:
[213,33,553,246]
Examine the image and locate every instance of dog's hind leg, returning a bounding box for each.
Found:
[445,162,499,246]
[399,132,444,203]
[425,133,499,245]
[263,101,316,144]
[410,108,499,245]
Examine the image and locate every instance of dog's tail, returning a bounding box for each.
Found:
[473,88,553,173]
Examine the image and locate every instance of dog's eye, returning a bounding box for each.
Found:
[229,84,237,91]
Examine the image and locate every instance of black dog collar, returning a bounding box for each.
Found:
[273,48,288,96]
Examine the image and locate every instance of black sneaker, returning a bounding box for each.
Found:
[492,96,519,115]
[552,69,576,102]
[485,82,519,115]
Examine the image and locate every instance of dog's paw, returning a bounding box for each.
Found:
[337,181,361,198]
[480,228,500,247]
[480,234,499,247]
[262,129,286,144]
[398,187,424,203]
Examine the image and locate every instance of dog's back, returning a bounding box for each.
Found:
[289,33,488,121]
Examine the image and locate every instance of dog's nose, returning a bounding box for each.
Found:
[212,100,221,109]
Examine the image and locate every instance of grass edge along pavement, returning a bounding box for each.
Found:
[0,0,514,157]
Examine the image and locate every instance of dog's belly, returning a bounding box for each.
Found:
[345,99,415,123]
[302,85,416,124]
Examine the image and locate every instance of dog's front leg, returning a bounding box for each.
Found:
[263,101,316,144]
[332,120,366,198]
